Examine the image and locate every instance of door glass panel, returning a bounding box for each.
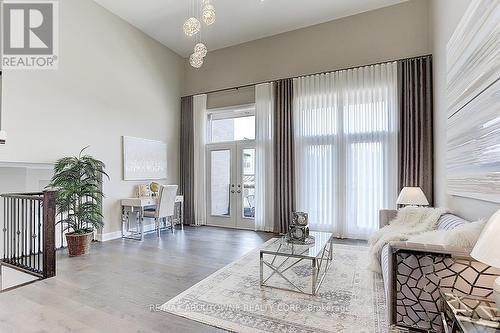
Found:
[211,116,256,143]
[242,148,255,218]
[211,150,231,216]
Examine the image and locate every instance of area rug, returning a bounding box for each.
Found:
[161,240,388,333]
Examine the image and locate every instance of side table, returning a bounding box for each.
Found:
[441,291,500,333]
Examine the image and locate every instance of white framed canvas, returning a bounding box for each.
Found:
[123,136,167,180]
[447,0,500,118]
[446,0,500,203]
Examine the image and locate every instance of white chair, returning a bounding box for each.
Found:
[144,185,178,237]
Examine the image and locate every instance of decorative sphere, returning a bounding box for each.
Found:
[189,53,204,68]
[183,17,200,36]
[202,4,216,25]
[150,182,160,193]
[194,43,207,58]
[202,0,210,5]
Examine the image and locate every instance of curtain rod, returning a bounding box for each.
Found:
[183,54,432,97]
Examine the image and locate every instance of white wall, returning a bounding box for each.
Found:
[430,0,500,221]
[184,0,431,96]
[0,0,184,238]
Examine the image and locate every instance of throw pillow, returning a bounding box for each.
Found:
[407,219,486,250]
[446,219,485,250]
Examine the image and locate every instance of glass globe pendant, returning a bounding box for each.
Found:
[202,4,216,25]
[183,17,201,36]
[189,53,204,68]
[194,43,207,58]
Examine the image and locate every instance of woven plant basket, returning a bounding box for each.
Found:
[65,232,93,257]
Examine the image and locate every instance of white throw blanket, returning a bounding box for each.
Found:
[368,207,447,273]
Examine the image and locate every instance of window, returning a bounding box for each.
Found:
[208,107,255,143]
[294,63,398,240]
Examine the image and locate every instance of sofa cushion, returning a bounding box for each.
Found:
[408,229,449,245]
[436,213,469,231]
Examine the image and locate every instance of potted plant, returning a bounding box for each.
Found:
[49,147,109,257]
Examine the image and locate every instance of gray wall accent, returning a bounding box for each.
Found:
[207,86,255,109]
[183,0,431,96]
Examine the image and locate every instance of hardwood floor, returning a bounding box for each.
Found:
[0,226,366,333]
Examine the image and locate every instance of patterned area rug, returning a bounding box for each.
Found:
[161,240,388,333]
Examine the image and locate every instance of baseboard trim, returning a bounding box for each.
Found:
[96,231,122,242]
[96,222,158,242]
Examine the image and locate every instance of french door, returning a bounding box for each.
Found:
[206,141,256,230]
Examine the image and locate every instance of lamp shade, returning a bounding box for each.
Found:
[471,209,500,269]
[396,187,429,206]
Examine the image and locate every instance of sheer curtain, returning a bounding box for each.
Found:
[254,83,274,232]
[293,62,398,239]
[193,94,208,226]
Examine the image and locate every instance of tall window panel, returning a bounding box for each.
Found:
[293,62,398,240]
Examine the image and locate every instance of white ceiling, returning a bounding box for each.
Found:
[94,0,408,57]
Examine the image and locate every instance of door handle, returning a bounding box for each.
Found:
[231,190,235,193]
[237,190,241,193]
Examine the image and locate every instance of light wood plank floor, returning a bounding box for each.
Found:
[0,226,366,333]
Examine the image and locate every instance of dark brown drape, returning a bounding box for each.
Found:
[180,96,195,225]
[273,79,296,234]
[398,56,434,205]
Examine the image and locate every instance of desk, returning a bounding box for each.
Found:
[121,195,184,240]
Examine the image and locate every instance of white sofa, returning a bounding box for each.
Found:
[378,210,499,332]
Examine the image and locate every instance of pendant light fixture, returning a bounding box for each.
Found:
[202,0,216,26]
[183,0,216,68]
[189,53,204,68]
[183,17,201,37]
[194,43,207,57]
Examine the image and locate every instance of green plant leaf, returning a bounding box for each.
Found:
[49,147,108,234]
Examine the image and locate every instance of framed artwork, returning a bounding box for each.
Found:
[123,136,167,181]
[446,0,500,203]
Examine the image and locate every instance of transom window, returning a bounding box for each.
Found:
[208,106,255,143]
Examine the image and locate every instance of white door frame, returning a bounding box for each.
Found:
[206,141,255,230]
[235,141,256,230]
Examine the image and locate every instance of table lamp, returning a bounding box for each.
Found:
[471,209,500,310]
[396,187,429,206]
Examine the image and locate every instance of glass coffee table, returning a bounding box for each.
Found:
[259,231,333,295]
[441,291,500,333]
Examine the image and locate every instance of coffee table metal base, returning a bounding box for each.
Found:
[259,237,333,295]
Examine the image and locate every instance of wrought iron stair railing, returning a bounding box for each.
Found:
[1,191,56,279]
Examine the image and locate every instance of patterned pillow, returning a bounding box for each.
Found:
[436,214,469,231]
